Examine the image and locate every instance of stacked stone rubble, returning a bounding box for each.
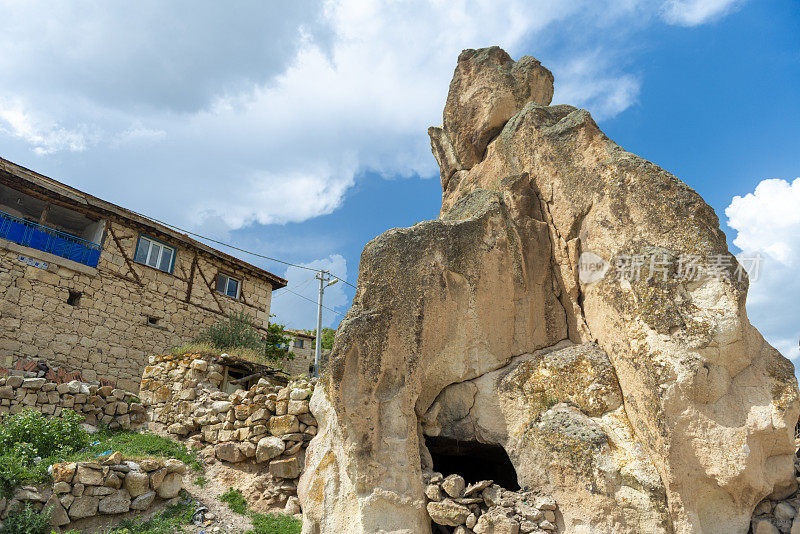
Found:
[140,353,316,506]
[751,452,800,534]
[210,380,316,477]
[425,472,559,534]
[0,454,185,528]
[0,374,145,429]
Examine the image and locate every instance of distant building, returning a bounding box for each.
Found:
[0,157,287,391]
[282,329,316,376]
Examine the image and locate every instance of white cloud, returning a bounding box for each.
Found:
[0,1,326,113]
[0,0,740,233]
[269,254,349,330]
[726,178,800,362]
[0,97,90,154]
[192,164,357,228]
[661,0,741,26]
[727,178,800,266]
[554,53,641,120]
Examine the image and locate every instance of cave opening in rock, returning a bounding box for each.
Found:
[425,435,520,490]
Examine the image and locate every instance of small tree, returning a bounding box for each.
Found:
[264,321,294,363]
[3,502,51,534]
[305,327,336,350]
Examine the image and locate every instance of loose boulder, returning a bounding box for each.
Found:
[257,436,286,463]
[426,500,471,527]
[98,489,131,514]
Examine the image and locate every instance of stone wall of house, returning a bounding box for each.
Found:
[0,373,146,429]
[283,340,315,376]
[0,218,275,392]
[0,455,186,528]
[140,353,316,508]
[283,332,333,376]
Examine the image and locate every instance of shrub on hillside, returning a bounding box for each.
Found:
[0,410,89,496]
[197,311,264,352]
[195,312,294,364]
[0,446,42,496]
[0,409,89,458]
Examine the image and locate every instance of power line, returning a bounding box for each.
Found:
[270,275,317,300]
[282,286,345,317]
[125,207,357,289]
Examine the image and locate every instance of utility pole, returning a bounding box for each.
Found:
[314,271,337,377]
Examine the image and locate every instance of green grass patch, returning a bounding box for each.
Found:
[219,487,249,515]
[218,488,302,534]
[249,512,302,534]
[193,475,208,487]
[171,341,267,365]
[171,341,223,357]
[107,493,194,533]
[64,428,201,471]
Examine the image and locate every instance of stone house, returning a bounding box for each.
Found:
[0,157,287,391]
[282,329,316,376]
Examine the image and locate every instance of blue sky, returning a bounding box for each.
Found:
[0,1,798,363]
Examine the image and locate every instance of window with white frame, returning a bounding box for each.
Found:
[293,339,304,348]
[216,273,241,299]
[134,235,175,273]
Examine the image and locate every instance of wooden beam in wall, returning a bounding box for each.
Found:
[107,226,143,287]
[185,253,198,303]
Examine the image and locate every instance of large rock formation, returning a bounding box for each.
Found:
[298,46,800,534]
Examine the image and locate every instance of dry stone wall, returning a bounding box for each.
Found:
[140,353,317,508]
[0,454,186,528]
[0,218,274,392]
[0,373,145,429]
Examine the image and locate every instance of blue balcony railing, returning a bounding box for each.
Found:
[0,210,102,268]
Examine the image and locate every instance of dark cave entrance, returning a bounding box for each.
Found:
[424,435,520,491]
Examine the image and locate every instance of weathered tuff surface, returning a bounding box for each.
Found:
[421,342,668,533]
[298,47,800,534]
[429,46,554,190]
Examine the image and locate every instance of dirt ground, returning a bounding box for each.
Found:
[182,466,257,533]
